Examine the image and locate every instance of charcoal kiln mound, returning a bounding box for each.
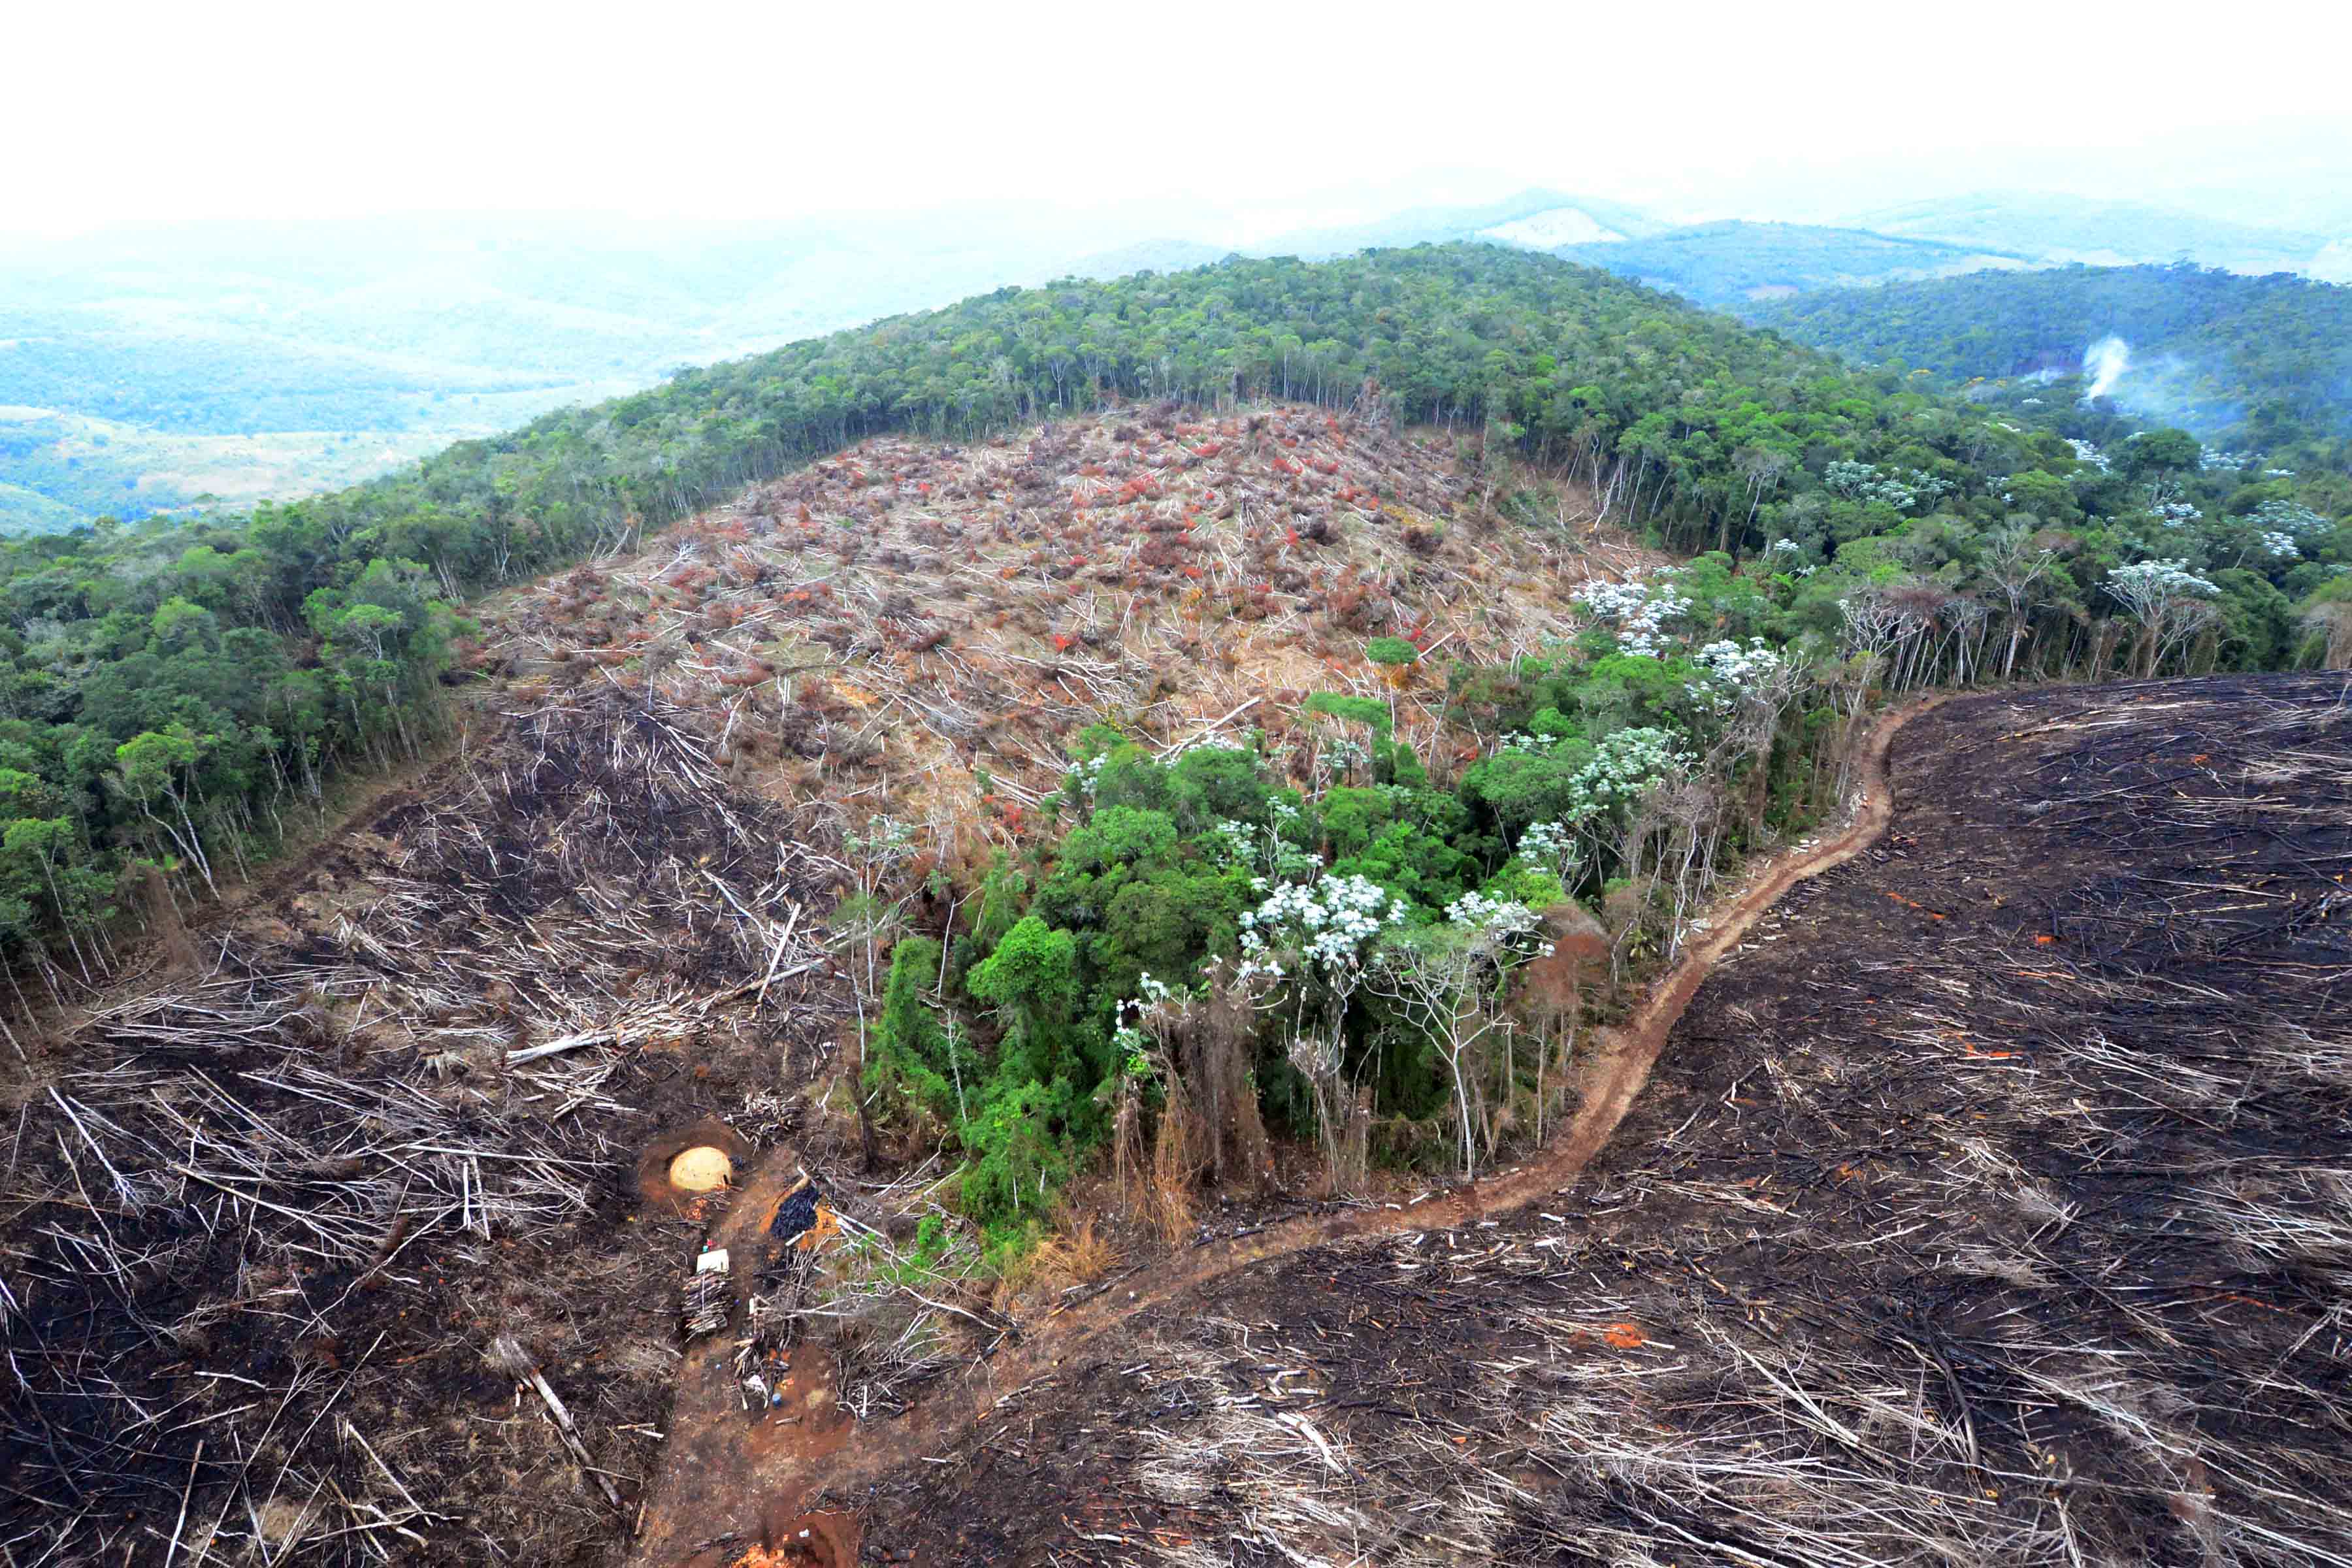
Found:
[639,1119,757,1209]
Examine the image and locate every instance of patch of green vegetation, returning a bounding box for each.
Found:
[865,601,1823,1239]
[0,482,80,537]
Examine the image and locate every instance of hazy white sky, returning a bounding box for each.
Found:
[9,0,2351,238]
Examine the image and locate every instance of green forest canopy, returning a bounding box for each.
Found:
[1751,263,2352,459]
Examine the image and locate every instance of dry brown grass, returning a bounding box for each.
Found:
[1145,1091,1203,1248]
[992,1213,1122,1315]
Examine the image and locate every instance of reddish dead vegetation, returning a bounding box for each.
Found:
[475,402,1630,871]
[834,674,2352,1568]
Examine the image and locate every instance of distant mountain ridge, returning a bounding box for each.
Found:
[1551,220,2033,306]
[1068,191,1665,280]
[1249,188,1668,257]
[0,210,1201,529]
[5,187,2347,532]
[1070,238,1235,278]
[1844,191,2337,274]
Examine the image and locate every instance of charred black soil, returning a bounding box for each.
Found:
[0,688,853,1565]
[844,674,2352,1567]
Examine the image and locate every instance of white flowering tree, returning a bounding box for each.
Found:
[1691,636,1805,832]
[1823,461,1951,512]
[1236,872,1402,1189]
[2247,500,2329,543]
[2107,559,2221,677]
[1573,576,1691,658]
[1511,819,1578,883]
[1107,971,1180,1211]
[1558,725,1690,870]
[1369,892,1552,1181]
[1201,798,1318,885]
[1693,637,1805,729]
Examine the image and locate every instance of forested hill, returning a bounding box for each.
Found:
[112,241,2037,588]
[0,194,1656,532]
[1751,264,2352,456]
[3,243,2347,993]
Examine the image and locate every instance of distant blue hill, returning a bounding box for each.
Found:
[1552,220,2031,306]
[1253,189,1668,257]
[1844,191,2334,275]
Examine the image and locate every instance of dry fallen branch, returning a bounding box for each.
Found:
[491,1335,623,1507]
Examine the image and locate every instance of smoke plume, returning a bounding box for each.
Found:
[2082,335,2131,401]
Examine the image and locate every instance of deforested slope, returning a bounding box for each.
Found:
[472,400,1622,853]
[0,682,855,1565]
[0,397,1629,1565]
[5,244,2345,1568]
[3,240,2060,994]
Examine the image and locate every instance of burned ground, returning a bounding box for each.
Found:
[848,673,2352,1567]
[1,688,852,1566]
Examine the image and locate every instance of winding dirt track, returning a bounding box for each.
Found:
[630,693,1948,1567]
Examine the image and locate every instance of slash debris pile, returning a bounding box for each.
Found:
[475,402,1624,857]
[1,686,848,1565]
[849,673,2352,1567]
